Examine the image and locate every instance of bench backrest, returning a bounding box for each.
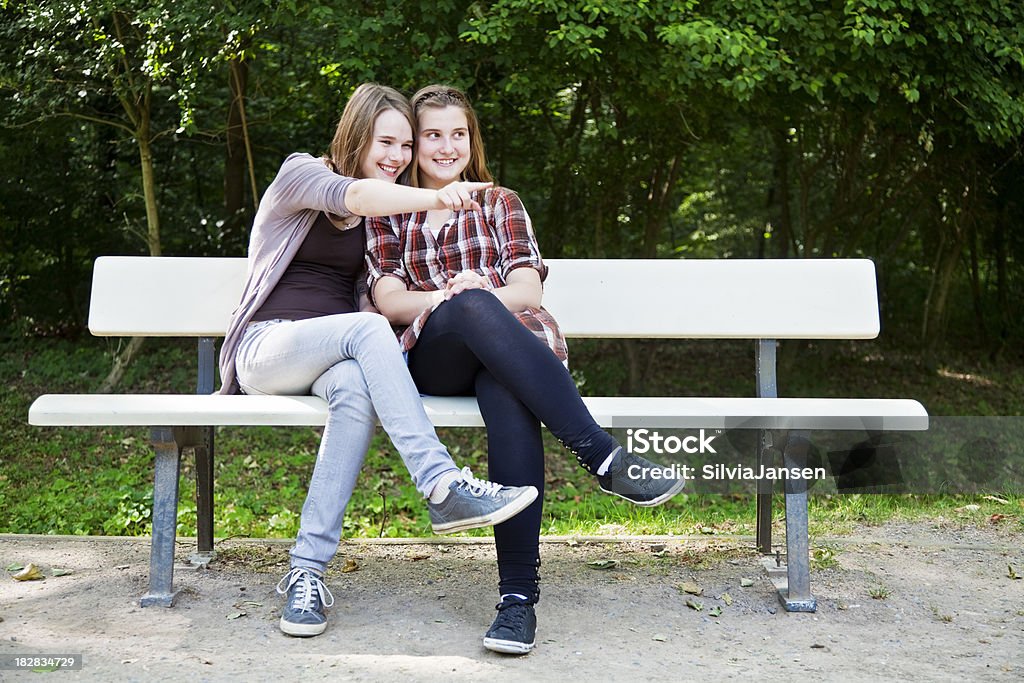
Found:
[87,256,881,339]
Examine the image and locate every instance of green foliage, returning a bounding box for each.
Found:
[3,1,1024,347]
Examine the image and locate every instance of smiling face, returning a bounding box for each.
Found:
[415,105,472,189]
[358,108,414,183]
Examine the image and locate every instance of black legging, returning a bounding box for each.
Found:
[407,289,619,601]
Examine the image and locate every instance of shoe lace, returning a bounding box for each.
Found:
[493,599,529,629]
[454,466,503,498]
[276,567,335,612]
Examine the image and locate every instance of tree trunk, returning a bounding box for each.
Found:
[102,82,159,391]
[967,216,985,335]
[136,97,161,257]
[641,155,680,258]
[98,335,146,393]
[921,222,966,353]
[768,126,793,258]
[224,57,250,249]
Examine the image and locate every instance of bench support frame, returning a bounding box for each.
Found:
[192,336,216,566]
[755,340,817,612]
[140,426,201,607]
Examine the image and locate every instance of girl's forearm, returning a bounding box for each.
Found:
[373,276,443,325]
[344,180,440,217]
[345,179,492,217]
[491,268,542,312]
[491,280,542,312]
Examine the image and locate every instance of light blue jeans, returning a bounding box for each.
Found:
[235,312,458,572]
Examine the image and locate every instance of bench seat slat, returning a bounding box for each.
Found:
[29,394,927,431]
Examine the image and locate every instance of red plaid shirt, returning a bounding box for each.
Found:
[365,186,568,363]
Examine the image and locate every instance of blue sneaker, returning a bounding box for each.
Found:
[429,467,538,535]
[275,567,334,637]
[483,595,537,654]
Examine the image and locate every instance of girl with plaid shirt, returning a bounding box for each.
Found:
[366,85,686,655]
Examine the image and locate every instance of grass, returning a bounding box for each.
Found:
[2,335,1023,541]
[869,584,892,600]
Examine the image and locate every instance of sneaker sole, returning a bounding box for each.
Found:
[280,617,327,637]
[599,476,686,507]
[483,635,536,654]
[432,487,539,535]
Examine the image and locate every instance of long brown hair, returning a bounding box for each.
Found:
[409,84,494,187]
[325,83,415,185]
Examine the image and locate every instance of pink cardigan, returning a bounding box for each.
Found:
[218,153,354,394]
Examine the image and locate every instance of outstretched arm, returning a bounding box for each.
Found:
[266,153,490,219]
[345,179,491,217]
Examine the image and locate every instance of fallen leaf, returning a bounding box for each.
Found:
[408,553,430,561]
[226,611,246,620]
[983,495,1010,504]
[587,559,618,570]
[685,598,703,611]
[12,563,44,581]
[740,578,754,588]
[341,559,359,573]
[708,606,722,617]
[566,538,579,547]
[234,601,262,609]
[955,504,981,512]
[989,514,1006,524]
[1009,565,1021,580]
[5,563,23,572]
[52,568,73,577]
[677,581,703,596]
[652,634,667,642]
[721,592,734,606]
[810,643,827,649]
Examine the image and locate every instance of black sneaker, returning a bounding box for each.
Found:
[597,448,686,506]
[275,567,334,637]
[483,595,537,654]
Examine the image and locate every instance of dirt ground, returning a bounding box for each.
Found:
[1,521,1022,682]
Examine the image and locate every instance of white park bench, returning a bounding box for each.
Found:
[28,256,928,610]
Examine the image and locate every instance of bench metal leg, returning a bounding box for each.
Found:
[755,428,774,554]
[141,427,183,607]
[765,430,817,612]
[193,337,217,566]
[754,340,779,555]
[191,427,215,566]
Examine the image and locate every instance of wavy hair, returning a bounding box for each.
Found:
[325,83,414,185]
